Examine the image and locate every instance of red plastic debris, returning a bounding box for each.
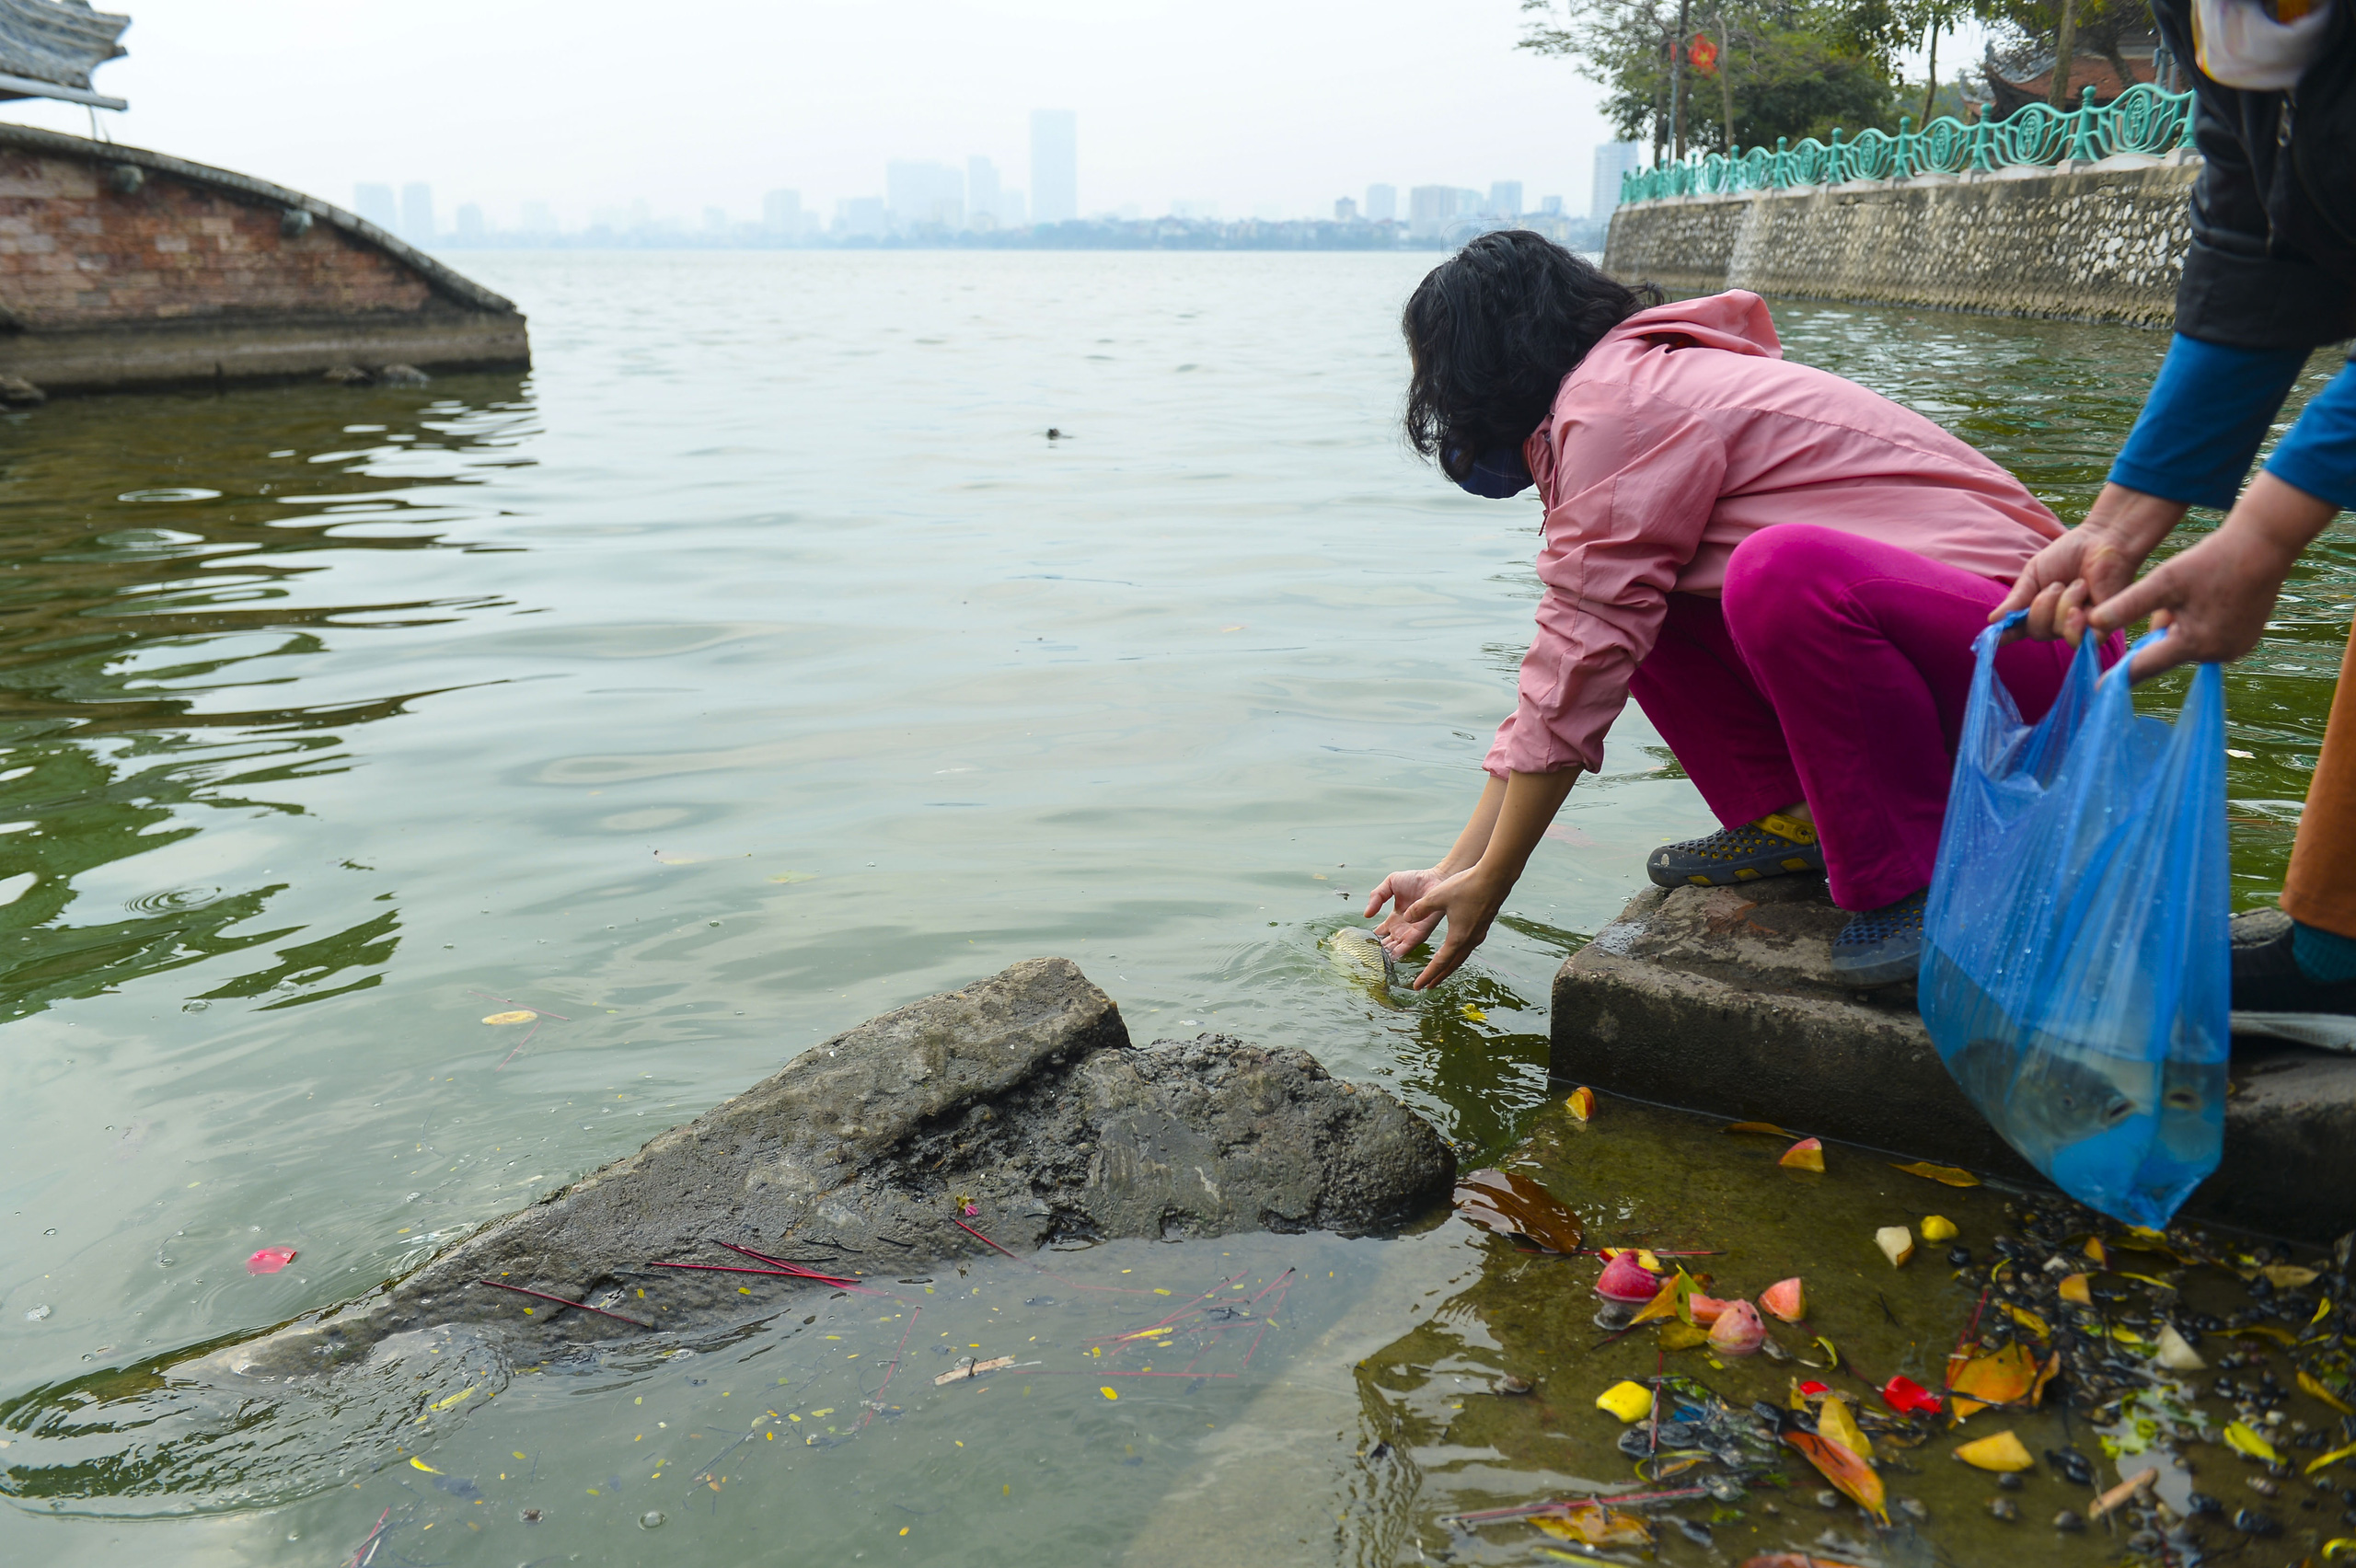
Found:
[246,1247,297,1274]
[1882,1374,1942,1415]
[1797,1380,1831,1397]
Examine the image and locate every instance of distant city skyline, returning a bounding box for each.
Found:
[351,110,1600,245]
[0,2,1623,245]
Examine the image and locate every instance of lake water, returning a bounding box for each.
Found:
[0,251,2348,1565]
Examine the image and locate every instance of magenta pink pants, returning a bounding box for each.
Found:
[1628,525,2117,912]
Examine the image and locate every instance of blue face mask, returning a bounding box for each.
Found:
[1445,441,1535,499]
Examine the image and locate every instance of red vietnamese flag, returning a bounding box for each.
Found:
[1690,32,1719,75]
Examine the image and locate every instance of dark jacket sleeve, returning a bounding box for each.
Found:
[2154,0,2356,350]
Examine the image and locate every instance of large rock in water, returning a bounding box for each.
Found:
[217,959,1453,1376]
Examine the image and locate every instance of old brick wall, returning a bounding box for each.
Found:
[1602,162,2196,326]
[0,150,432,326]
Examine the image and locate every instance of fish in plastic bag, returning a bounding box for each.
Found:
[1919,611,2227,1228]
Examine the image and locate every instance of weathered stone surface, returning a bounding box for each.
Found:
[212,958,1453,1378]
[1603,160,2195,326]
[1553,882,2356,1241]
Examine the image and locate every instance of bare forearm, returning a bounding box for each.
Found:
[1474,769,1578,887]
[1435,774,1509,875]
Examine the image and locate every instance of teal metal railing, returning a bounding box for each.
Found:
[1619,82,2197,205]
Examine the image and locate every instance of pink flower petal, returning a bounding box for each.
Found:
[246,1246,296,1274]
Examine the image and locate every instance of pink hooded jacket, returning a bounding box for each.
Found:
[1484,291,2063,778]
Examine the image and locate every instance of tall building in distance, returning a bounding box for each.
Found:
[1488,180,1523,218]
[400,182,435,242]
[455,202,485,240]
[887,160,964,229]
[1364,183,1397,223]
[1334,195,1358,221]
[1030,110,1077,225]
[353,182,398,233]
[966,156,1001,227]
[1407,186,1483,239]
[763,189,802,235]
[1590,142,1643,222]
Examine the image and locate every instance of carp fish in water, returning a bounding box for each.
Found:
[1326,928,1398,992]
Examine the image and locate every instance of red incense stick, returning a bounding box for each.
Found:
[475,1277,651,1328]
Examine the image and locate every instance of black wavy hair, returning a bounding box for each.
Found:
[1402,230,1660,480]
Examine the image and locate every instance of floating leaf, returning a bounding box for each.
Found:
[1454,1170,1585,1253]
[1658,1320,1710,1350]
[410,1457,442,1473]
[2057,1274,2091,1306]
[245,1246,297,1275]
[2233,1323,2300,1345]
[481,1010,535,1025]
[1818,1394,1871,1460]
[1952,1430,2033,1471]
[1629,1270,1699,1327]
[1779,1137,1824,1171]
[2004,1304,2050,1338]
[1531,1503,1652,1547]
[2083,1237,2108,1266]
[1724,1121,1795,1137]
[1890,1161,1980,1187]
[2327,1539,2356,1560]
[2263,1264,2321,1289]
[2030,1352,2061,1406]
[2223,1421,2281,1464]
[1784,1427,1888,1521]
[2304,1371,2356,1415]
[1459,1004,1488,1022]
[2307,1440,2356,1477]
[429,1384,478,1412]
[1946,1343,2038,1403]
[1564,1087,1596,1123]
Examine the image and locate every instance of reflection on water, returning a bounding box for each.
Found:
[0,256,2343,1564]
[0,386,533,1019]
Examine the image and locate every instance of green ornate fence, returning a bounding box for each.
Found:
[1619,82,2197,205]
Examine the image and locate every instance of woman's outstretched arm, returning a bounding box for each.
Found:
[1365,767,1577,990]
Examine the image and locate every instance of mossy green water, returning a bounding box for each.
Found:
[0,256,2347,1564]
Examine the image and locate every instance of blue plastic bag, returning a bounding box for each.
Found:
[1920,611,2229,1228]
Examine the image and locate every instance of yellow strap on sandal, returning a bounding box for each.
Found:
[1755,812,1817,846]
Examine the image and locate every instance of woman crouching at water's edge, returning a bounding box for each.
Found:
[1368,232,2119,990]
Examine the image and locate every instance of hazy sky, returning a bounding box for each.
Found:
[0,0,1642,225]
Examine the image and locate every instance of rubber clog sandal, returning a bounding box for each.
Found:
[1830,887,1927,989]
[2229,906,2356,1051]
[1646,812,1824,889]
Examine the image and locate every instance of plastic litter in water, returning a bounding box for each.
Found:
[246,1247,296,1274]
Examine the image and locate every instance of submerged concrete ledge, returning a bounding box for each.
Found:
[1551,880,2356,1242]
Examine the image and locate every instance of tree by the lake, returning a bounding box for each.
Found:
[1519,0,1907,156]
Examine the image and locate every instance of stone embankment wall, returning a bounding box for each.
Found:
[1603,160,2197,325]
[0,124,527,394]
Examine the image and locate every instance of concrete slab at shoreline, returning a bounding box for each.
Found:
[1550,879,2356,1241]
